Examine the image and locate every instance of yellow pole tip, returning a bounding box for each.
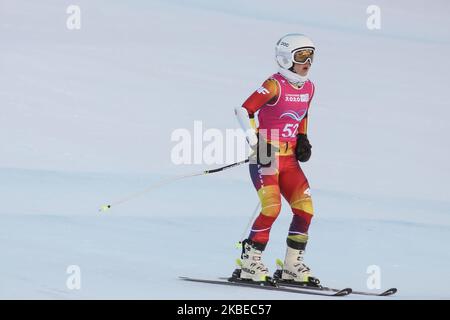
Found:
[99,205,111,212]
[276,258,284,268]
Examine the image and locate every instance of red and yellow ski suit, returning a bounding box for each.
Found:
[243,73,315,250]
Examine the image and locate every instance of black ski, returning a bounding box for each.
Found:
[179,276,352,297]
[274,279,397,297]
[219,276,353,296]
[272,259,397,297]
[219,275,397,297]
[350,288,398,297]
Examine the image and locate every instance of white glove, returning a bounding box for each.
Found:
[234,107,258,147]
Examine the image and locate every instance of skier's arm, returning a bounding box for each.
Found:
[298,114,308,135]
[235,107,259,147]
[234,79,279,146]
[298,83,315,135]
[295,83,314,162]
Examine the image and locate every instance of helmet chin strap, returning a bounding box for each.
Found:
[278,67,308,86]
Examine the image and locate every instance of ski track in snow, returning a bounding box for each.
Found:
[0,0,449,299]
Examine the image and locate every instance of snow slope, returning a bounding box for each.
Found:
[0,0,449,299]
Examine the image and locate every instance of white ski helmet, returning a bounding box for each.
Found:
[275,33,315,69]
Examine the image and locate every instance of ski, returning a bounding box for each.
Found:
[218,276,354,296]
[272,259,397,297]
[274,279,397,297]
[180,276,352,297]
[348,288,398,297]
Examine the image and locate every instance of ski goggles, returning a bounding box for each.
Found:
[292,48,314,64]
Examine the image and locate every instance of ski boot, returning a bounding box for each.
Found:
[273,246,321,288]
[229,239,275,286]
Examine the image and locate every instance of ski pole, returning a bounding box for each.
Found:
[235,201,261,248]
[99,158,250,212]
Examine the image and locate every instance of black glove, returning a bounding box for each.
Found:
[254,134,279,167]
[295,134,312,162]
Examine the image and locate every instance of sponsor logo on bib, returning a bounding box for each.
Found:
[300,94,309,102]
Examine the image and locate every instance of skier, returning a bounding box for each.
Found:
[234,33,319,285]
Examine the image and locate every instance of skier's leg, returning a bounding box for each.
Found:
[239,163,281,281]
[247,163,281,247]
[279,157,317,283]
[279,158,313,247]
